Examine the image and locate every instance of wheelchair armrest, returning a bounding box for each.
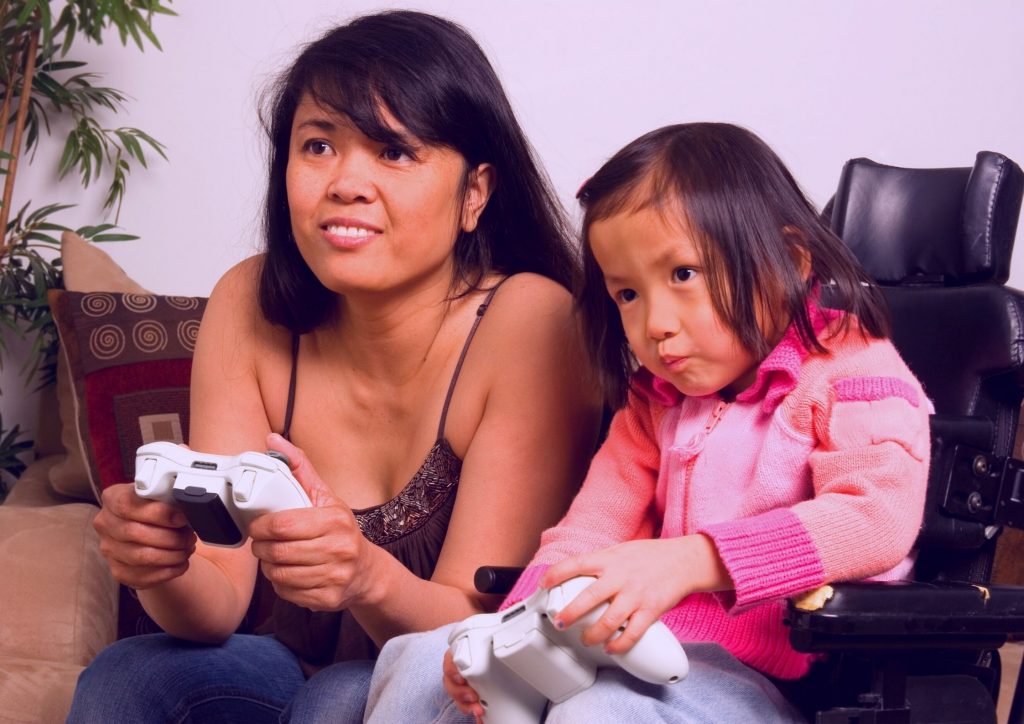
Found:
[474,566,525,595]
[786,580,1024,653]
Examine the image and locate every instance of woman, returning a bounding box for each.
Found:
[69,10,601,722]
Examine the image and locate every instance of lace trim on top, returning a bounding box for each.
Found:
[352,438,462,545]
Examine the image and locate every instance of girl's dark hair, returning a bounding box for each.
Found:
[577,122,891,409]
[258,10,574,332]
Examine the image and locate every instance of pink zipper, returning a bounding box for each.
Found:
[682,399,730,533]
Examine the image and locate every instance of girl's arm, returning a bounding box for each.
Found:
[701,344,931,613]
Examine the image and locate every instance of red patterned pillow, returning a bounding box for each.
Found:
[48,290,207,498]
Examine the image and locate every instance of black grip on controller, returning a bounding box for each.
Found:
[172,486,244,546]
[474,566,525,594]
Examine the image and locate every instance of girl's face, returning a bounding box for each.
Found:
[589,205,760,399]
[285,94,492,298]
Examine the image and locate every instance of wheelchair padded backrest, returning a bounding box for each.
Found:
[829,153,1024,454]
[831,152,1023,286]
[828,153,1024,578]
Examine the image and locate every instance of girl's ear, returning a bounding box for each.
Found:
[782,225,813,281]
[461,163,496,233]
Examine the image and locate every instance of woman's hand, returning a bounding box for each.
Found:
[93,483,198,589]
[248,433,382,611]
[540,535,731,654]
[443,648,484,722]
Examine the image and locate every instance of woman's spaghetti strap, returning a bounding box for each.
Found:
[279,279,508,443]
[281,333,301,441]
[436,279,508,440]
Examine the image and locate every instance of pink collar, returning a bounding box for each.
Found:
[633,304,840,414]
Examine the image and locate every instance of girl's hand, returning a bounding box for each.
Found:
[248,433,381,611]
[443,648,484,722]
[93,482,198,589]
[541,535,730,655]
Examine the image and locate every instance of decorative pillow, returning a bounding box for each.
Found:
[48,290,207,499]
[46,231,152,500]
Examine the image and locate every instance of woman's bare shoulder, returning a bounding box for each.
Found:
[471,272,589,379]
[483,272,575,329]
[196,255,292,372]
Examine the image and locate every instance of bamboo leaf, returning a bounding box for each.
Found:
[76,224,114,237]
[39,60,86,72]
[15,0,39,28]
[23,232,60,245]
[91,232,137,242]
[131,8,162,51]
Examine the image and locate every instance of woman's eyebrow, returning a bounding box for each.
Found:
[294,118,337,133]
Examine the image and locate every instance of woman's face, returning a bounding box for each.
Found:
[285,93,492,298]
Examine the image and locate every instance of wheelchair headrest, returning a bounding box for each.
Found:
[828,152,1023,286]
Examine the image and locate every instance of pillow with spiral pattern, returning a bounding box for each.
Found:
[47,290,207,500]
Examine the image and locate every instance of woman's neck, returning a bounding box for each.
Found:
[318,275,465,386]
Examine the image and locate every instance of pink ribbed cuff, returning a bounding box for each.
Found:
[499,564,550,611]
[701,508,825,612]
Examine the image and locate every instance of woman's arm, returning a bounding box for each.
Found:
[339,274,605,644]
[135,257,285,641]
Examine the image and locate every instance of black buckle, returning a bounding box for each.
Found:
[943,444,1024,528]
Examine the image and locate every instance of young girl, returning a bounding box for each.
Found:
[363,123,930,723]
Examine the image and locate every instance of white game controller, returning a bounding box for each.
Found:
[134,441,312,547]
[448,575,689,723]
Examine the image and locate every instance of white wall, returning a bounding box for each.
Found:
[6,0,1024,431]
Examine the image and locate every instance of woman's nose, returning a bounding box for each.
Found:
[326,153,376,203]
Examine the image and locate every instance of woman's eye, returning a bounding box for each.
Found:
[380,146,412,162]
[615,289,637,304]
[672,267,697,283]
[303,140,332,156]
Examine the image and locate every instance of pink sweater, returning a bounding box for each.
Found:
[505,316,930,680]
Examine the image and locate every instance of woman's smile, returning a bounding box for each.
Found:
[321,217,383,250]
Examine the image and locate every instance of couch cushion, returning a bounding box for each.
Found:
[3,457,76,508]
[0,502,117,666]
[48,290,206,498]
[47,231,153,501]
[0,657,84,724]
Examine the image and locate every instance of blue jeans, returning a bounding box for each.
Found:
[365,624,806,723]
[66,633,374,723]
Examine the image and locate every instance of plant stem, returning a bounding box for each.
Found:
[0,69,14,153]
[0,26,40,259]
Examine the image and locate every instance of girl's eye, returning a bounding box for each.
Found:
[615,288,637,304]
[672,267,697,283]
[303,140,332,156]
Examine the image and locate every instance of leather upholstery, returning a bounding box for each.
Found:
[830,153,1024,286]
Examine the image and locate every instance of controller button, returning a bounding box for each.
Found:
[452,637,472,670]
[135,458,157,488]
[234,470,257,502]
[266,450,291,466]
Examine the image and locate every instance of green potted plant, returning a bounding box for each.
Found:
[0,0,174,497]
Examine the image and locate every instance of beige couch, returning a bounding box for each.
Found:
[0,457,117,723]
[0,232,181,722]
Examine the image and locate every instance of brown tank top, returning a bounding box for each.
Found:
[263,282,504,675]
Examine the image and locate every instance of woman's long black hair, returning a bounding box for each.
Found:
[576,123,891,409]
[259,10,575,332]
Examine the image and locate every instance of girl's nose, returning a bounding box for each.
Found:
[645,302,680,341]
[327,154,376,203]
